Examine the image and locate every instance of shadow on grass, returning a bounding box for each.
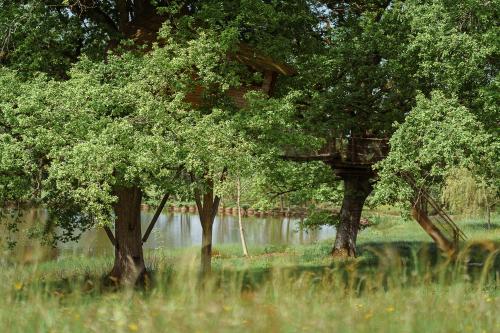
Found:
[358,240,500,277]
[17,240,499,298]
[462,222,500,230]
[217,240,500,294]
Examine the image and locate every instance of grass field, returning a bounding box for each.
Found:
[1,214,499,333]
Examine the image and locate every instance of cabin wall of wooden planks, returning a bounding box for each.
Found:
[184,69,277,108]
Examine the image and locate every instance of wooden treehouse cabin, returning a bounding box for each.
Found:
[286,137,389,176]
[108,12,295,107]
[185,44,296,108]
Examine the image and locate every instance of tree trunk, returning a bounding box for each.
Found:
[487,205,491,230]
[332,174,372,258]
[109,186,145,285]
[200,217,213,275]
[192,170,226,277]
[195,180,220,277]
[485,193,491,230]
[237,177,249,257]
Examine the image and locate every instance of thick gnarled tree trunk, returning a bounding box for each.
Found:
[109,186,145,284]
[332,174,372,258]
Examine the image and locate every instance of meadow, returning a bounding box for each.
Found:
[0,214,498,333]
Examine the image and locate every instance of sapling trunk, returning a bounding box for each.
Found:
[485,192,491,230]
[237,177,249,256]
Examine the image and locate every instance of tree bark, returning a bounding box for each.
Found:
[237,177,249,257]
[200,217,213,275]
[194,181,219,277]
[485,192,491,230]
[192,170,226,277]
[332,174,372,258]
[109,186,145,285]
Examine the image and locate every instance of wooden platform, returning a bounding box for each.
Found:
[284,137,389,176]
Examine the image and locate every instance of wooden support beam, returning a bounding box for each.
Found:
[142,192,170,244]
[411,205,456,257]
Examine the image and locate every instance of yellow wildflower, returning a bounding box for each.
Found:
[128,323,139,332]
[14,282,23,291]
[386,306,395,313]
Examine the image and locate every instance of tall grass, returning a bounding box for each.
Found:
[1,239,499,333]
[0,214,498,332]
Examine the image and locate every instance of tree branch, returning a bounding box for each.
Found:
[281,153,339,163]
[268,188,299,200]
[190,172,204,213]
[103,226,116,247]
[69,0,119,33]
[211,167,227,221]
[142,192,170,243]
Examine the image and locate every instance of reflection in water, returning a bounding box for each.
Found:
[64,211,336,256]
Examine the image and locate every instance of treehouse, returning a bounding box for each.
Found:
[285,137,390,175]
[185,44,296,108]
[113,17,295,107]
[285,136,466,257]
[319,137,389,176]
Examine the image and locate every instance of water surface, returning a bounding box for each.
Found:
[65,211,336,256]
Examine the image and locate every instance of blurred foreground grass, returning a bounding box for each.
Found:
[1,214,499,333]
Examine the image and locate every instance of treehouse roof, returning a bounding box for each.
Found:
[234,44,296,76]
[123,19,295,77]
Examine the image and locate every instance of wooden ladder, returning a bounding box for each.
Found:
[403,174,467,257]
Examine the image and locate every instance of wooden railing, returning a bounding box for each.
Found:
[319,137,389,165]
[283,137,389,167]
[403,173,466,256]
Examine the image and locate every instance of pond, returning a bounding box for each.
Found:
[6,209,336,261]
[66,211,337,256]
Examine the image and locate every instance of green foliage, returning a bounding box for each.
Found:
[0,0,105,78]
[0,68,49,204]
[41,52,183,232]
[404,0,497,96]
[233,161,340,210]
[375,91,499,208]
[1,0,499,244]
[301,209,339,230]
[1,2,322,239]
[442,168,498,216]
[146,12,323,203]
